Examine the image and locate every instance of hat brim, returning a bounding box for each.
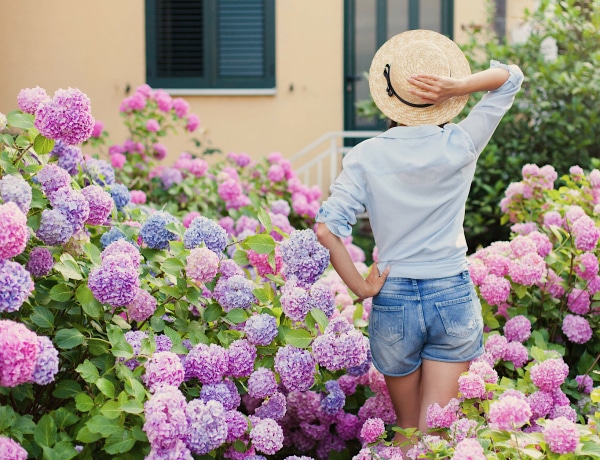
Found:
[369,30,471,126]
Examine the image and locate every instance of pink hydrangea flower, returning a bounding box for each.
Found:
[488,395,532,430]
[562,314,593,344]
[146,119,160,132]
[503,315,531,343]
[0,319,39,387]
[0,202,29,260]
[458,373,486,399]
[186,247,219,284]
[544,416,579,454]
[530,358,569,392]
[575,252,599,281]
[129,190,147,205]
[452,438,485,460]
[478,274,511,305]
[360,417,385,443]
[567,288,591,315]
[186,114,201,132]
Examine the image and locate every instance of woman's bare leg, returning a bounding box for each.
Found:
[384,367,422,450]
[417,359,470,431]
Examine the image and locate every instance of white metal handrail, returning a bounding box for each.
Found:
[291,130,381,195]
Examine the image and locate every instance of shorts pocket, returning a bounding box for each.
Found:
[434,294,477,339]
[370,304,404,346]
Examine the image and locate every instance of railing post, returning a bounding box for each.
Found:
[329,136,338,193]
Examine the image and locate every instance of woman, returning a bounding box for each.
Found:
[315,29,523,447]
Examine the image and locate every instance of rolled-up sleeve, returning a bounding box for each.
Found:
[457,60,524,155]
[315,153,366,238]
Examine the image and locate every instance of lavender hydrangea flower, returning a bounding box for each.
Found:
[81,185,114,225]
[0,174,32,214]
[274,345,316,392]
[155,334,173,353]
[0,319,39,387]
[280,229,330,285]
[100,226,126,248]
[144,386,188,450]
[200,380,241,411]
[0,436,28,460]
[255,391,287,421]
[312,317,369,371]
[227,339,257,378]
[185,399,228,455]
[109,183,131,211]
[247,368,278,399]
[146,440,193,460]
[88,255,139,307]
[321,380,345,415]
[127,287,157,322]
[183,216,228,254]
[50,140,84,175]
[244,314,278,346]
[185,343,229,384]
[26,247,54,277]
[140,211,178,250]
[213,274,255,312]
[186,247,219,284]
[219,259,245,279]
[309,281,335,317]
[34,87,95,145]
[36,164,72,198]
[31,335,59,385]
[83,158,115,186]
[280,279,312,321]
[161,167,184,189]
[49,187,90,233]
[528,390,554,420]
[144,351,185,393]
[17,86,50,114]
[0,259,34,313]
[0,202,29,260]
[120,330,148,370]
[347,348,372,377]
[249,417,284,455]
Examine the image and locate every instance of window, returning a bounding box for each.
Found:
[146,0,276,93]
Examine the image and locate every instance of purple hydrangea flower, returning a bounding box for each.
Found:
[255,391,287,420]
[503,315,532,343]
[17,86,50,114]
[227,339,256,378]
[309,281,335,317]
[225,410,248,442]
[575,374,594,394]
[102,239,141,268]
[0,202,29,260]
[274,345,316,392]
[0,319,39,387]
[280,229,330,286]
[249,417,284,455]
[270,199,290,216]
[184,343,229,384]
[50,140,84,175]
[346,348,372,377]
[247,368,278,399]
[37,209,73,246]
[530,358,569,392]
[161,167,183,190]
[185,399,228,455]
[109,183,131,211]
[213,275,255,312]
[146,440,193,460]
[312,317,369,371]
[155,334,173,353]
[88,255,140,307]
[186,247,219,284]
[120,330,148,370]
[144,386,188,450]
[100,226,126,248]
[219,258,245,279]
[31,335,59,385]
[320,380,345,415]
[140,211,178,250]
[0,436,28,460]
[83,158,115,186]
[127,287,157,322]
[26,247,54,277]
[562,314,593,344]
[244,314,278,346]
[0,174,32,214]
[567,288,591,315]
[183,216,228,254]
[34,87,95,145]
[0,259,34,313]
[144,351,185,393]
[49,187,90,232]
[201,380,241,411]
[543,416,579,454]
[280,280,311,321]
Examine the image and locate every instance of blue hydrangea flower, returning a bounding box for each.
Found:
[100,226,127,248]
[212,275,255,312]
[36,209,73,246]
[280,229,329,286]
[50,140,83,175]
[140,211,178,250]
[320,380,345,415]
[84,158,115,186]
[109,183,131,211]
[183,216,227,254]
[185,399,228,455]
[244,314,278,346]
[254,391,286,421]
[200,380,241,411]
[0,174,32,214]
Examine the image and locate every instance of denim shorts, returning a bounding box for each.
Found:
[368,271,484,377]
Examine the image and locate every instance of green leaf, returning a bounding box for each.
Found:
[75,393,95,412]
[226,308,249,324]
[0,406,16,431]
[52,380,82,399]
[76,360,100,384]
[162,257,185,276]
[49,284,74,302]
[47,441,78,460]
[233,249,250,266]
[31,306,55,329]
[257,207,273,234]
[52,408,79,429]
[243,234,276,254]
[100,401,122,419]
[284,329,313,348]
[513,284,528,299]
[33,133,55,155]
[253,288,271,304]
[0,133,14,147]
[77,285,104,319]
[7,110,34,129]
[76,426,102,443]
[54,258,82,281]
[125,377,147,401]
[96,378,116,398]
[54,328,85,349]
[83,242,102,266]
[204,303,223,322]
[86,415,121,437]
[120,399,144,414]
[34,414,57,448]
[104,430,136,455]
[309,308,329,332]
[580,441,600,457]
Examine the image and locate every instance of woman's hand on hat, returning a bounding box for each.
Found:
[358,264,391,300]
[406,74,463,104]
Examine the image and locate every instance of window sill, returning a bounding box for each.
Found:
[164,88,277,96]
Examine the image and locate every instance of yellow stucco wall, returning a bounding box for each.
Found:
[0,0,533,164]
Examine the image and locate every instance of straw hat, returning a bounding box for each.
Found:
[369,29,471,126]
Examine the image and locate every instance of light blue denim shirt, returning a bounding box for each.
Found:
[316,61,524,279]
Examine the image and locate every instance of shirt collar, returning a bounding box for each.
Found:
[376,125,445,139]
